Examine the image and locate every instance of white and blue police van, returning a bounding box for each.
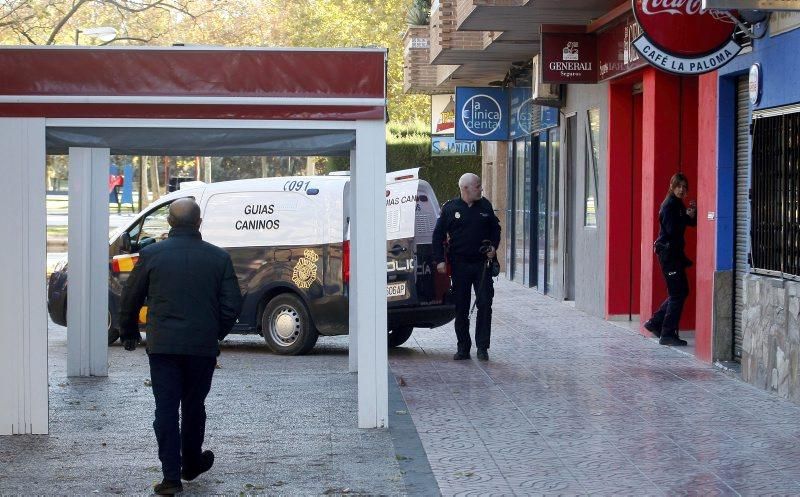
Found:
[47,169,455,355]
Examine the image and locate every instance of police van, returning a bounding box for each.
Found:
[47,169,455,355]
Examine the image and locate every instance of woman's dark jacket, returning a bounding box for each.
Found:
[654,193,697,267]
[119,226,243,357]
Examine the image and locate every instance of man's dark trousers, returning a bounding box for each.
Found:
[451,260,494,354]
[148,353,216,481]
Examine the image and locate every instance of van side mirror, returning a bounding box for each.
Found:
[121,232,132,253]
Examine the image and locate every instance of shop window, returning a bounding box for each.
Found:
[584,108,601,227]
[751,112,800,278]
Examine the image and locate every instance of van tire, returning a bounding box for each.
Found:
[262,293,318,355]
[107,309,120,345]
[388,326,413,348]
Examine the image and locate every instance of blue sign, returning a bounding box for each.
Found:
[431,135,478,157]
[509,88,534,139]
[455,87,509,141]
[122,164,134,205]
[541,106,559,130]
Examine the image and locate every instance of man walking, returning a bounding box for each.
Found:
[120,198,243,495]
[433,173,501,361]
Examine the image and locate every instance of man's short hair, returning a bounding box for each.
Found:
[459,173,480,189]
[168,198,201,228]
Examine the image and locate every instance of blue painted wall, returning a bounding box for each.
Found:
[715,25,800,270]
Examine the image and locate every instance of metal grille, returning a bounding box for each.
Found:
[751,112,800,277]
[733,76,749,360]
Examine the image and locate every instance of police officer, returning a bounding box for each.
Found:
[120,198,243,495]
[644,172,697,346]
[433,173,501,361]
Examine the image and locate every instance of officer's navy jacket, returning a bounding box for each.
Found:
[432,196,501,264]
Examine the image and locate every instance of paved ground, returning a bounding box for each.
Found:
[390,277,800,496]
[0,325,435,496]
[6,276,800,495]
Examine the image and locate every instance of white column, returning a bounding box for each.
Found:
[352,120,388,429]
[0,118,48,435]
[67,148,110,377]
[348,147,359,374]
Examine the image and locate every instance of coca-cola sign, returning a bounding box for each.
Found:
[632,0,742,74]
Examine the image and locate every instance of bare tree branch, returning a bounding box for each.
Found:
[14,26,39,45]
[45,0,91,45]
[102,0,195,17]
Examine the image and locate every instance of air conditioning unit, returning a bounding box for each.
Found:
[532,55,565,108]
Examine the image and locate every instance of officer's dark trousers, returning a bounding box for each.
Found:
[148,353,216,481]
[451,260,494,353]
[649,258,689,336]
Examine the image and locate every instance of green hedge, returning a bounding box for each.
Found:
[324,142,481,205]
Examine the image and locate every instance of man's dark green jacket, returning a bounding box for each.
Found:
[119,226,243,357]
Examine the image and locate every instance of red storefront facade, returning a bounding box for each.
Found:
[598,6,724,363]
[548,7,718,361]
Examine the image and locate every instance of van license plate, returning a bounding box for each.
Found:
[387,282,406,297]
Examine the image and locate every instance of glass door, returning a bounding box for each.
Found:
[512,138,528,285]
[536,131,549,291]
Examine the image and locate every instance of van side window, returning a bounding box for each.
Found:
[139,204,171,243]
[127,202,173,252]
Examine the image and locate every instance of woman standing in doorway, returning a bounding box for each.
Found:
[644,173,697,346]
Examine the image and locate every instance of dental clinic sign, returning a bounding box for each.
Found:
[632,0,742,75]
[455,87,509,141]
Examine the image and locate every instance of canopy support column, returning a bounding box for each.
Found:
[67,148,110,377]
[348,147,359,375]
[0,118,47,434]
[352,120,388,429]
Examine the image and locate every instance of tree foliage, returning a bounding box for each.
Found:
[0,0,429,123]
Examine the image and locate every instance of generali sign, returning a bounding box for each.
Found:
[540,27,598,83]
[632,0,743,74]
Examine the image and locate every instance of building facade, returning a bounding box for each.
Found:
[404,1,800,403]
[711,15,800,402]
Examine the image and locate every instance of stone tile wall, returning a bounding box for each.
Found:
[713,270,733,361]
[742,274,800,404]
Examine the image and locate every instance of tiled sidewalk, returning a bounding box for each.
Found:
[390,277,800,496]
[1,327,425,495]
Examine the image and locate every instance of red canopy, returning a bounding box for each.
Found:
[0,47,386,121]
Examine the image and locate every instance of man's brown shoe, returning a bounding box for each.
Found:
[154,479,183,495]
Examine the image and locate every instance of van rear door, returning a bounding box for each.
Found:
[385,170,449,309]
[385,169,420,305]
[411,180,450,306]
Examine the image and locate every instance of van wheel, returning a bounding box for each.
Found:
[108,309,120,345]
[262,294,318,355]
[388,326,413,348]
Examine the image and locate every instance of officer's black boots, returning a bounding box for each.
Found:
[643,320,661,338]
[659,332,687,347]
[453,352,470,360]
[477,348,489,361]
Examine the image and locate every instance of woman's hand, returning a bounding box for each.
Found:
[686,200,697,219]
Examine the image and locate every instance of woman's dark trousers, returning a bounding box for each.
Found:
[650,259,689,337]
[148,353,216,481]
